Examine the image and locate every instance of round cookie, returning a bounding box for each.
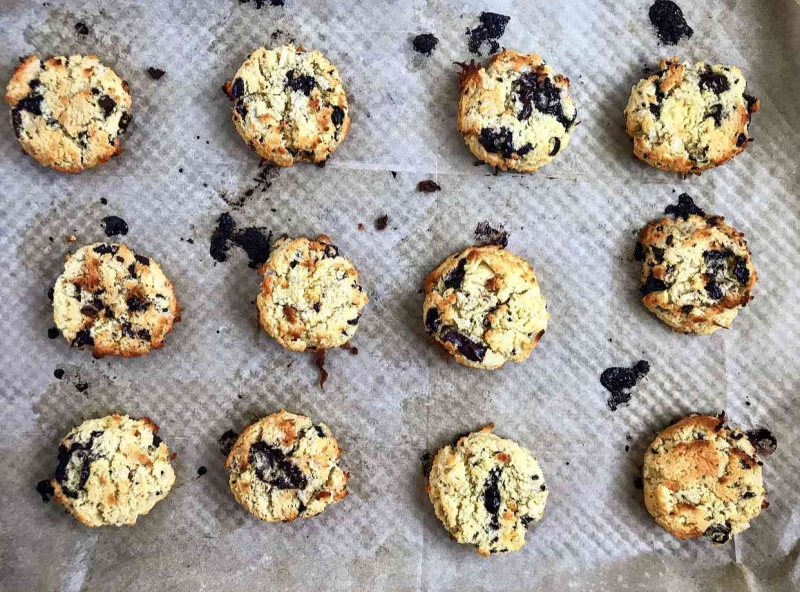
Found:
[53,243,180,357]
[256,234,368,352]
[625,58,759,174]
[226,410,349,522]
[427,424,548,556]
[636,194,757,335]
[643,414,767,543]
[224,44,350,166]
[50,414,176,527]
[457,50,578,172]
[423,244,548,370]
[5,54,132,173]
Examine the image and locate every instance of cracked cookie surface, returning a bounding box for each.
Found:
[637,195,757,335]
[50,414,175,527]
[625,58,759,174]
[457,50,577,172]
[256,234,368,351]
[53,243,180,357]
[643,414,767,543]
[225,44,350,166]
[5,54,132,172]
[226,410,349,522]
[427,424,548,556]
[423,244,548,370]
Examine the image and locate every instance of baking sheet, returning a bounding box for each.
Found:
[1,0,799,590]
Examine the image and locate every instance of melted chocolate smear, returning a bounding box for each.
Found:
[412,33,439,56]
[601,360,650,411]
[286,70,317,96]
[375,215,389,231]
[417,180,441,193]
[515,72,574,129]
[36,479,54,502]
[249,442,307,489]
[209,212,272,269]
[466,12,510,55]
[101,215,128,237]
[147,67,166,80]
[474,222,508,248]
[484,467,502,530]
[665,193,705,220]
[746,428,777,456]
[218,430,239,457]
[648,1,693,45]
[315,349,328,389]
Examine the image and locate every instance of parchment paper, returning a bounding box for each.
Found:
[1,1,799,590]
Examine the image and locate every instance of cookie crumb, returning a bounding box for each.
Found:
[74,22,89,36]
[600,361,650,411]
[474,221,508,248]
[417,180,441,193]
[375,215,389,231]
[101,215,129,237]
[412,33,439,56]
[99,197,108,205]
[466,12,510,55]
[147,67,166,80]
[649,0,693,46]
[315,349,328,388]
[357,223,365,231]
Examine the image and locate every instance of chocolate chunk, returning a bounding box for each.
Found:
[733,256,750,285]
[235,100,247,119]
[441,328,488,363]
[197,466,208,476]
[322,244,340,259]
[665,193,705,220]
[633,242,645,262]
[417,180,441,193]
[72,329,94,348]
[651,246,665,263]
[699,68,730,95]
[93,244,119,256]
[231,78,245,99]
[74,22,89,35]
[117,112,131,135]
[444,258,467,290]
[703,522,732,544]
[346,315,360,326]
[412,33,439,56]
[54,431,102,498]
[466,12,510,55]
[549,137,561,156]
[47,327,60,339]
[314,425,325,438]
[126,295,149,313]
[746,428,777,456]
[478,127,515,159]
[483,467,502,530]
[375,215,389,231]
[286,70,317,96]
[514,72,574,129]
[101,215,128,237]
[151,433,162,448]
[12,93,44,135]
[135,255,150,266]
[331,106,345,127]
[707,104,724,126]
[648,1,693,45]
[98,95,116,118]
[425,308,442,334]
[736,133,748,147]
[640,274,668,296]
[249,442,308,490]
[218,430,238,457]
[36,479,54,503]
[474,221,508,248]
[147,67,166,80]
[649,103,662,118]
[681,304,693,314]
[744,94,758,113]
[705,278,723,300]
[515,143,533,157]
[741,491,757,499]
[600,360,650,411]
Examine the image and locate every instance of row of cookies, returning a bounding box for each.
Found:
[6,46,758,175]
[50,193,757,366]
[40,410,769,556]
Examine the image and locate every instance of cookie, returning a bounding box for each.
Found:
[53,243,180,357]
[5,54,132,173]
[423,244,548,370]
[50,414,175,527]
[256,234,368,351]
[636,194,757,335]
[457,50,578,172]
[643,414,767,543]
[224,44,350,166]
[226,410,349,522]
[427,424,548,556]
[625,58,759,174]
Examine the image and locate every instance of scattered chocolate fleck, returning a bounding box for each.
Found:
[74,22,89,36]
[315,349,328,389]
[417,180,441,193]
[209,212,272,269]
[665,193,705,220]
[101,215,128,237]
[746,428,777,456]
[474,221,508,248]
[412,33,439,56]
[239,0,283,8]
[197,466,208,476]
[47,327,59,339]
[99,197,108,205]
[357,223,365,231]
[75,382,89,393]
[375,215,389,231]
[36,479,54,503]
[349,346,359,355]
[600,360,650,411]
[218,430,239,457]
[648,1,693,45]
[466,12,510,56]
[147,67,166,80]
[54,368,64,379]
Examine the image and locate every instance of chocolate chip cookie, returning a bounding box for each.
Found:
[226,410,349,522]
[625,58,759,174]
[224,44,350,166]
[5,54,132,172]
[52,243,180,357]
[49,414,175,527]
[256,234,368,352]
[423,244,548,370]
[636,194,757,334]
[643,414,767,543]
[457,50,578,172]
[427,424,548,556]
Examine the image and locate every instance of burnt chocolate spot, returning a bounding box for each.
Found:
[218,430,238,457]
[648,0,693,45]
[474,222,508,248]
[665,193,705,220]
[441,328,488,363]
[47,327,60,339]
[101,216,128,237]
[515,72,574,129]
[549,137,561,156]
[98,95,116,118]
[699,68,730,95]
[707,104,724,126]
[286,70,317,96]
[231,78,245,99]
[375,215,389,231]
[147,67,166,80]
[36,479,54,503]
[93,244,119,256]
[746,428,777,456]
[249,442,308,489]
[74,22,89,35]
[72,330,94,348]
[484,467,502,530]
[640,274,668,296]
[466,11,510,55]
[600,360,650,411]
[412,33,439,56]
[478,127,515,158]
[417,180,441,193]
[425,308,441,334]
[444,258,467,290]
[331,106,345,127]
[703,522,732,544]
[209,212,272,269]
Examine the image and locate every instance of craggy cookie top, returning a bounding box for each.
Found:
[53,243,180,357]
[637,195,757,335]
[51,414,175,527]
[457,50,577,172]
[256,235,368,352]
[226,410,349,522]
[423,244,548,370]
[225,44,350,166]
[5,54,132,172]
[427,424,548,556]
[625,58,759,174]
[643,415,767,543]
